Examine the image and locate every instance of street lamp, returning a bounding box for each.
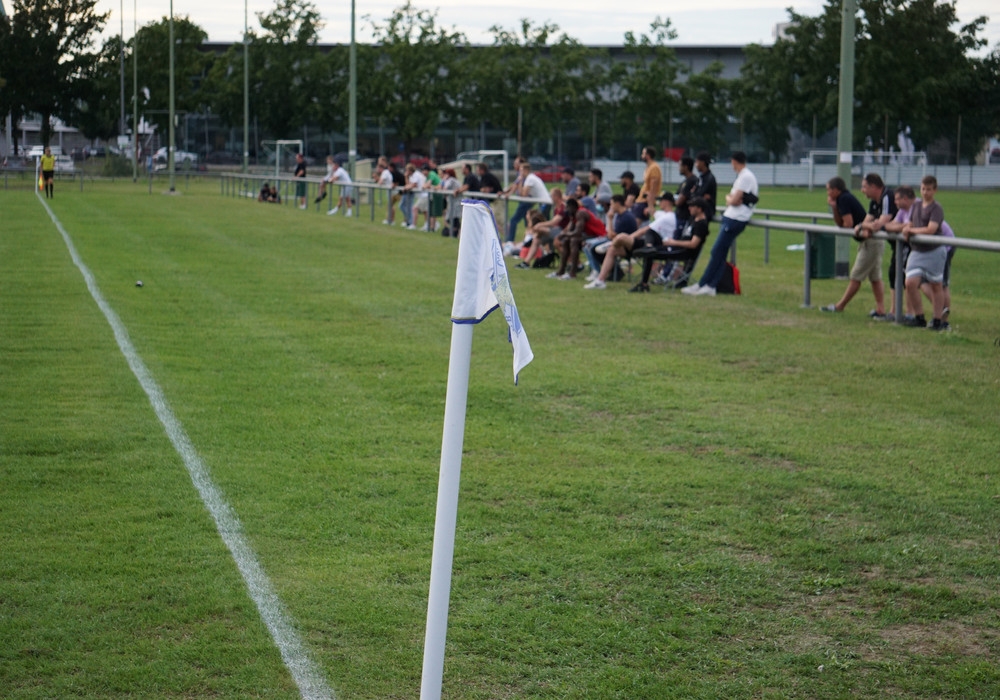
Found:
[243,0,249,174]
[168,0,176,192]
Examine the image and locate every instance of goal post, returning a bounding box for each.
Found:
[260,139,304,180]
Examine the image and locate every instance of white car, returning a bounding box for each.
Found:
[153,147,199,169]
[55,155,75,173]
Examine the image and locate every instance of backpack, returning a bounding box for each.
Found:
[717,263,741,294]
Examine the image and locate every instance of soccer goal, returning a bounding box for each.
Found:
[260,139,304,179]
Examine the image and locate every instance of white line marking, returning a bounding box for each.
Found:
[38,193,335,700]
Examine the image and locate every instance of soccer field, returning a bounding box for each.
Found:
[2,180,999,699]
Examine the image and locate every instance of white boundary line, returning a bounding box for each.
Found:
[37,193,335,700]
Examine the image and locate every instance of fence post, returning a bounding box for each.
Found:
[763,213,771,264]
[891,238,904,324]
[802,231,813,308]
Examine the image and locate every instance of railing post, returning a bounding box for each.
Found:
[764,213,770,264]
[803,230,813,308]
[891,238,904,324]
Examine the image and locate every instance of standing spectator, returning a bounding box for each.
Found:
[589,168,613,212]
[414,163,440,230]
[882,185,915,319]
[400,163,424,227]
[619,170,641,208]
[634,146,663,222]
[326,159,354,216]
[477,162,505,228]
[820,173,896,316]
[692,152,718,220]
[901,175,947,330]
[674,157,699,232]
[682,151,758,296]
[457,162,480,198]
[387,161,407,224]
[439,168,460,237]
[506,161,552,244]
[294,152,307,209]
[376,159,396,225]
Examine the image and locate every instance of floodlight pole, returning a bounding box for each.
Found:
[243,0,249,175]
[348,0,357,177]
[132,0,138,181]
[834,0,857,277]
[120,0,125,136]
[168,0,176,192]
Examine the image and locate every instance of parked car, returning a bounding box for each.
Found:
[153,146,199,170]
[54,155,75,173]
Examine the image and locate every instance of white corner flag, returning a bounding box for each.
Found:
[450,200,534,383]
[420,200,532,700]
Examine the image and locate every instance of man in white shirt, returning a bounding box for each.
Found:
[683,151,758,296]
[506,161,552,244]
[585,193,677,290]
[325,160,355,216]
[376,159,396,224]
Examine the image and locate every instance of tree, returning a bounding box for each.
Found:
[618,18,683,148]
[366,2,465,158]
[732,42,796,161]
[132,16,209,138]
[675,61,732,156]
[0,0,108,149]
[73,34,125,143]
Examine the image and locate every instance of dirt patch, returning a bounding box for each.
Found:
[879,621,994,658]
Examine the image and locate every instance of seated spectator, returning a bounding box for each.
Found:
[589,168,613,212]
[631,197,712,292]
[820,174,888,315]
[560,167,580,201]
[585,192,676,290]
[583,194,636,278]
[259,181,272,202]
[548,197,606,280]
[575,182,601,216]
[515,188,566,268]
[619,170,640,208]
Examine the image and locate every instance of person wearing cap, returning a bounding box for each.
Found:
[584,192,676,290]
[619,170,641,209]
[632,197,712,292]
[683,150,758,296]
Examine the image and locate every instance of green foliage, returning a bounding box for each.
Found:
[131,16,210,138]
[732,43,796,160]
[618,18,682,146]
[74,34,126,142]
[675,61,732,156]
[0,0,108,148]
[366,1,465,156]
[101,153,133,176]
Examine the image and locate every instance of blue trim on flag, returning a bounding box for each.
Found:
[451,303,500,325]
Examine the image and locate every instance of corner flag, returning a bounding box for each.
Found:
[420,200,532,700]
[450,200,533,383]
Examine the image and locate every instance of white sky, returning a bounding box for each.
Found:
[96,0,998,53]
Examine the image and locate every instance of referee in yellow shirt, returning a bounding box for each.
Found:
[40,147,56,199]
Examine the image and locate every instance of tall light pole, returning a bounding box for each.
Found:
[168,0,176,191]
[348,0,356,177]
[243,0,249,174]
[834,0,857,277]
[120,0,125,136]
[132,0,138,181]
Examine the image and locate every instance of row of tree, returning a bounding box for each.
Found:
[2,0,998,161]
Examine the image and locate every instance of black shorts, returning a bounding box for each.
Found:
[42,170,54,180]
[943,248,955,288]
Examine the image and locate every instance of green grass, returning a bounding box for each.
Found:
[2,181,999,699]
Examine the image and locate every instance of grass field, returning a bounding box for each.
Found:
[2,180,999,699]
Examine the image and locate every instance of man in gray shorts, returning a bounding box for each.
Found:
[902,176,948,330]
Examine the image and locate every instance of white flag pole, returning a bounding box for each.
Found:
[420,322,474,700]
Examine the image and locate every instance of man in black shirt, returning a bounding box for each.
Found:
[692,152,717,220]
[631,197,712,292]
[674,156,699,233]
[820,176,879,314]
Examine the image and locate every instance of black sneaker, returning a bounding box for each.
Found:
[628,283,649,293]
[514,261,531,270]
[903,315,927,328]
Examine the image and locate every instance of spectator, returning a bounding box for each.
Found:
[632,197,712,292]
[692,152,718,220]
[326,158,355,216]
[439,168,460,237]
[901,175,948,330]
[634,146,663,222]
[589,168,613,211]
[376,158,396,225]
[516,188,566,269]
[548,197,607,280]
[294,152,307,209]
[882,185,915,319]
[414,162,441,230]
[576,182,601,216]
[619,170,640,208]
[821,173,896,316]
[560,167,581,202]
[584,194,636,281]
[674,156,699,232]
[585,193,676,290]
[400,163,425,228]
[259,181,271,202]
[682,150,758,296]
[506,160,552,244]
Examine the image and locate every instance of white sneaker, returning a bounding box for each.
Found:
[299,204,306,210]
[692,285,717,296]
[681,284,701,296]
[557,273,573,281]
[546,271,561,279]
[586,270,599,282]
[406,224,416,230]
[345,208,352,217]
[583,279,606,290]
[327,209,337,215]
[382,219,391,225]
[330,206,339,215]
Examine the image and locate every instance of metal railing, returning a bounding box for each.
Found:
[744,212,1000,319]
[218,171,553,234]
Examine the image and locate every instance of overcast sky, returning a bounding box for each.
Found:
[95,0,998,53]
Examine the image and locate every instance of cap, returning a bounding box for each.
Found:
[658,192,675,203]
